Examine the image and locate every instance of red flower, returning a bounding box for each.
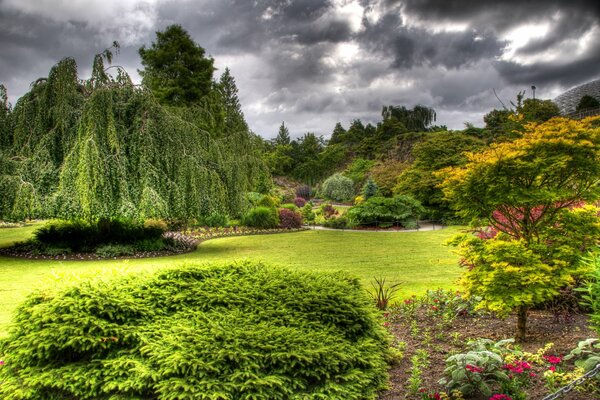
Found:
[549,366,556,372]
[502,361,531,374]
[466,364,485,373]
[544,355,562,365]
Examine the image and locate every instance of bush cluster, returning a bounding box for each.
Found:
[278,208,303,229]
[34,219,166,251]
[294,196,307,207]
[347,195,424,229]
[6,219,197,257]
[0,262,392,399]
[321,173,355,202]
[200,212,230,228]
[242,206,280,229]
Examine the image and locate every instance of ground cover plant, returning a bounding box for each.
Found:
[0,223,461,337]
[380,288,600,399]
[0,262,392,399]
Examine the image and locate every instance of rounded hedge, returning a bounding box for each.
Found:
[0,262,392,399]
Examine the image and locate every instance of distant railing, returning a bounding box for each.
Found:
[565,107,600,120]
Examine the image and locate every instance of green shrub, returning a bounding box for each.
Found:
[323,215,349,229]
[0,262,392,399]
[347,195,424,228]
[34,219,166,251]
[95,244,135,258]
[134,238,167,252]
[242,207,280,228]
[143,218,168,232]
[581,253,600,333]
[301,203,315,223]
[362,179,378,199]
[245,191,263,206]
[280,203,297,211]
[201,212,230,227]
[257,194,280,208]
[321,173,355,202]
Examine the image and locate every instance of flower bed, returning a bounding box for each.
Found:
[184,226,307,241]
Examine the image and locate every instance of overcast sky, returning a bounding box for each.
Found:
[1,0,599,139]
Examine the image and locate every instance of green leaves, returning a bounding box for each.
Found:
[0,262,392,399]
[1,51,267,222]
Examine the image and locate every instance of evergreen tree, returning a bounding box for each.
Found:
[274,122,291,146]
[328,122,346,145]
[218,67,247,132]
[139,25,214,106]
[362,179,378,199]
[0,84,12,150]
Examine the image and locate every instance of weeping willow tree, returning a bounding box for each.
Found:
[381,104,436,132]
[0,47,268,222]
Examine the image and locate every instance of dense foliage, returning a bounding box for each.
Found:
[321,173,355,202]
[0,39,267,222]
[0,262,392,399]
[394,131,483,221]
[242,206,280,229]
[138,25,214,106]
[347,195,424,229]
[441,117,600,340]
[3,219,194,257]
[278,208,303,229]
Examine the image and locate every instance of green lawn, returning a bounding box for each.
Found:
[0,224,462,336]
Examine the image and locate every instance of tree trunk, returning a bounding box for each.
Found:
[516,306,528,342]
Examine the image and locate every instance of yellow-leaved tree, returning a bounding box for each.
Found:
[439,116,600,341]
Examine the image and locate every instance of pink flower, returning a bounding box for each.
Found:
[549,366,556,372]
[489,395,512,400]
[529,372,537,377]
[0,360,4,366]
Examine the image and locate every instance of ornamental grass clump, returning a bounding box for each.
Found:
[0,262,392,399]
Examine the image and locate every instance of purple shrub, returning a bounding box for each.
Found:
[278,208,303,229]
[294,196,307,207]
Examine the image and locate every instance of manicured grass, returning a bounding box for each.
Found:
[0,224,462,336]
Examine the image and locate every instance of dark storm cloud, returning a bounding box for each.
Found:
[400,0,600,27]
[357,11,505,70]
[495,54,600,87]
[396,0,600,85]
[1,0,600,137]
